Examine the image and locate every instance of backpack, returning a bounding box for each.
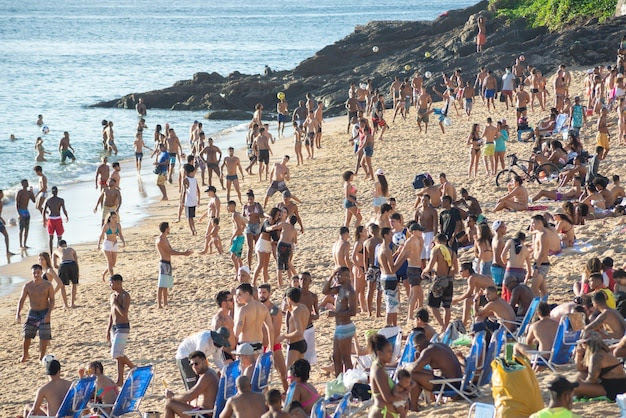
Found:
[412,172,432,189]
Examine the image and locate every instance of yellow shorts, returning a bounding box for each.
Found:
[596,132,610,150]
[483,143,495,157]
[156,174,167,186]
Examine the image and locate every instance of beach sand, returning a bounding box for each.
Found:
[0,69,623,417]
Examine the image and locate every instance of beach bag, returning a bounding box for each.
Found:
[325,373,346,400]
[412,172,431,189]
[491,356,543,417]
[351,383,372,401]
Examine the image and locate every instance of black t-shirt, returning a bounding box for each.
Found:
[440,207,462,240]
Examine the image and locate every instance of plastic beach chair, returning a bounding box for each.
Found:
[212,360,241,417]
[500,296,542,342]
[468,402,496,418]
[32,376,96,418]
[251,351,273,392]
[478,327,505,387]
[90,365,153,418]
[393,330,419,377]
[378,326,403,362]
[331,392,351,418]
[431,331,486,405]
[310,397,326,418]
[283,382,297,412]
[527,316,581,372]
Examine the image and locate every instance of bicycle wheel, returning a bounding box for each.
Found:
[535,163,560,185]
[495,168,521,188]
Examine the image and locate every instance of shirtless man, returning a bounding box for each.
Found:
[415,88,433,134]
[491,220,507,288]
[528,69,545,111]
[155,222,193,308]
[298,272,319,366]
[454,188,482,220]
[554,69,568,112]
[58,132,76,163]
[16,264,54,362]
[211,291,236,358]
[378,227,400,326]
[314,101,324,149]
[261,389,290,418]
[135,97,147,116]
[234,282,274,354]
[462,81,475,119]
[42,186,68,254]
[474,67,488,104]
[104,121,118,155]
[220,376,267,418]
[394,223,425,322]
[512,58,525,87]
[482,71,498,112]
[529,215,560,297]
[278,287,310,368]
[322,266,357,377]
[254,128,273,181]
[390,76,402,110]
[33,165,47,214]
[164,350,218,418]
[277,191,304,233]
[166,129,183,183]
[508,280,535,317]
[200,137,224,189]
[411,72,424,110]
[414,194,438,268]
[220,147,245,205]
[264,155,296,208]
[422,234,458,330]
[16,179,36,249]
[585,291,625,339]
[452,262,495,328]
[415,178,441,208]
[0,190,14,257]
[302,110,319,159]
[133,132,151,173]
[364,223,383,317]
[501,231,532,302]
[258,284,288,390]
[110,162,121,189]
[23,360,72,417]
[94,178,122,226]
[106,274,135,385]
[514,302,559,361]
[277,98,289,137]
[474,285,516,331]
[515,84,531,121]
[333,227,352,269]
[439,173,457,202]
[267,213,298,286]
[52,240,79,308]
[495,175,528,211]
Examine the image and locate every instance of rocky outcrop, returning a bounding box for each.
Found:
[92,0,625,119]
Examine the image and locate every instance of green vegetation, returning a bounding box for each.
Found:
[490,0,618,30]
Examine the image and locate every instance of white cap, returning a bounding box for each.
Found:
[238,266,251,275]
[232,343,255,356]
[375,168,385,176]
[492,220,504,231]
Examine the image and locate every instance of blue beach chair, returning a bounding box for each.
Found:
[468,401,496,417]
[213,360,241,417]
[331,392,351,418]
[310,397,325,418]
[527,316,581,372]
[90,365,153,418]
[251,351,273,392]
[478,327,505,387]
[501,296,542,342]
[32,376,96,418]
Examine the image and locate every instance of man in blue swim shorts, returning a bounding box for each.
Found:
[155,222,192,308]
[483,70,498,112]
[227,201,247,281]
[16,179,36,249]
[322,266,357,377]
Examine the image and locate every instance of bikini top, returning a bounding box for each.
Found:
[106,225,119,235]
[297,383,321,408]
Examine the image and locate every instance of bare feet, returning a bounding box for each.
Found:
[19,354,29,363]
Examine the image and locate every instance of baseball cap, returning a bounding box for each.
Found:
[46,359,61,375]
[232,343,254,356]
[238,266,251,275]
[282,190,292,198]
[409,223,425,231]
[375,168,385,176]
[492,220,504,231]
[210,327,231,348]
[547,376,579,394]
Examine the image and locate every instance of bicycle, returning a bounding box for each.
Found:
[495,153,560,188]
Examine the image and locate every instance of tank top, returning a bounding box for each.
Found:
[184,177,198,206]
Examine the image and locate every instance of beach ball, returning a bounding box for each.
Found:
[425,52,431,58]
[443,118,452,127]
[9,218,17,226]
[424,71,432,79]
[372,46,379,53]
[404,65,412,71]
[41,125,49,135]
[392,231,406,247]
[277,92,285,100]
[42,353,56,366]
[519,55,526,62]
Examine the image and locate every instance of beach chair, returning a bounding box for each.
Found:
[283,382,297,412]
[310,397,325,418]
[393,330,419,377]
[212,360,241,417]
[526,316,581,372]
[378,326,403,362]
[478,327,506,387]
[251,351,273,392]
[500,296,542,342]
[550,113,569,138]
[32,376,96,418]
[330,392,351,418]
[468,402,496,418]
[90,365,153,418]
[430,332,439,343]
[439,323,456,345]
[430,331,486,405]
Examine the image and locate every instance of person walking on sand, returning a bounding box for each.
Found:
[343,170,362,227]
[155,222,192,308]
[42,186,68,254]
[133,131,151,173]
[97,212,125,282]
[106,274,135,386]
[53,240,79,308]
[228,201,247,281]
[221,147,245,204]
[16,179,35,249]
[16,264,54,362]
[181,164,200,236]
[94,178,122,226]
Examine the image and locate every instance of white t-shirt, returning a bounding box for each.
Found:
[502,73,515,91]
[175,330,224,370]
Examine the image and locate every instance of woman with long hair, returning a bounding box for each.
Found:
[351,225,367,313]
[368,334,409,417]
[372,169,389,214]
[574,257,603,296]
[253,207,280,286]
[343,170,362,227]
[466,123,482,177]
[97,212,125,281]
[39,252,68,308]
[473,223,493,275]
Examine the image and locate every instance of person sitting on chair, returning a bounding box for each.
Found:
[23,360,72,418]
[220,375,268,418]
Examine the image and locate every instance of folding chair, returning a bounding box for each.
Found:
[500,296,542,342]
[430,331,485,405]
[251,351,273,392]
[439,323,456,346]
[310,397,325,418]
[283,382,297,412]
[32,376,96,418]
[393,330,419,378]
[527,316,581,372]
[478,327,505,387]
[378,326,403,362]
[210,360,241,417]
[90,365,153,418]
[468,401,496,418]
[331,392,351,418]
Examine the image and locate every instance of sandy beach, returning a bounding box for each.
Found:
[1,68,624,417]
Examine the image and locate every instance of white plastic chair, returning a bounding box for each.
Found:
[468,402,496,418]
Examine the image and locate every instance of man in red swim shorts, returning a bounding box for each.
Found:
[42,186,69,254]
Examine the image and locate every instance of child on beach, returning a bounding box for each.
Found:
[200,218,223,255]
[392,369,415,418]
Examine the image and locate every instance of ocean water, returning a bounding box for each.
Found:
[0,0,477,196]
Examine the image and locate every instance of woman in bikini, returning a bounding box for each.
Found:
[473,223,493,275]
[351,225,367,313]
[97,212,125,281]
[39,252,68,308]
[368,334,409,418]
[466,123,482,177]
[87,360,118,409]
[574,331,626,401]
[243,189,264,268]
[35,137,50,162]
[253,207,279,286]
[372,169,389,214]
[285,359,321,416]
[553,208,575,248]
[574,257,603,297]
[343,170,362,228]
